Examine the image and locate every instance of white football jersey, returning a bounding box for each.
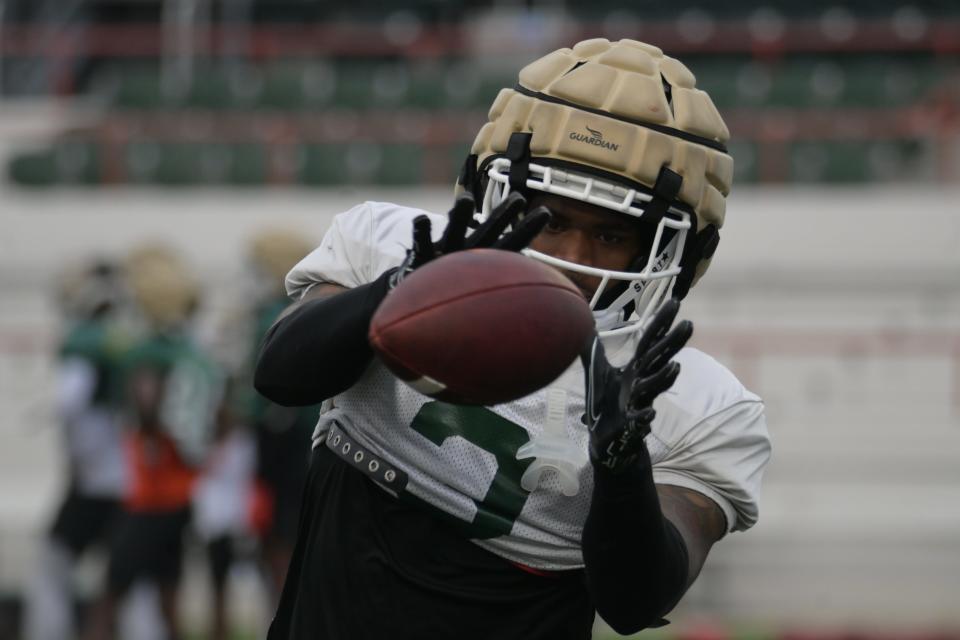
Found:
[58,357,127,498]
[286,201,771,571]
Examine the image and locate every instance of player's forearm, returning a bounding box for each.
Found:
[254,270,394,406]
[582,453,689,634]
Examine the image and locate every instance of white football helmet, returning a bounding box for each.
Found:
[56,258,125,321]
[459,38,733,337]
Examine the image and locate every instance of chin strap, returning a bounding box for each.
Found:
[505,132,533,193]
[457,153,480,203]
[645,167,683,227]
[594,167,682,316]
[672,223,719,301]
[644,165,721,302]
[458,131,533,214]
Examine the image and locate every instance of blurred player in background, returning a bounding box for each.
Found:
[239,230,318,600]
[191,388,257,640]
[83,246,222,640]
[193,228,317,634]
[24,259,130,640]
[256,38,771,639]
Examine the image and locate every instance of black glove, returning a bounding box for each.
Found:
[582,299,693,474]
[390,191,550,287]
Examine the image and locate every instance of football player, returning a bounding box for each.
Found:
[256,38,771,639]
[83,246,222,640]
[241,230,319,599]
[24,259,130,640]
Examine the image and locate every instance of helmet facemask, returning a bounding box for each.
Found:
[478,156,693,338]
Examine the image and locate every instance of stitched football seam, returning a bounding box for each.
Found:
[379,281,586,329]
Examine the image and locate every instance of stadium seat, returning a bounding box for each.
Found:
[111,66,165,109]
[127,142,198,184]
[728,141,760,184]
[8,150,58,187]
[790,141,870,182]
[9,140,101,186]
[297,143,423,185]
[377,143,423,184]
[227,143,269,184]
[298,144,350,185]
[260,63,310,110]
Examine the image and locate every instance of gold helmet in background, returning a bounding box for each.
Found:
[126,244,199,330]
[127,243,182,273]
[460,38,732,336]
[248,229,312,298]
[249,229,313,282]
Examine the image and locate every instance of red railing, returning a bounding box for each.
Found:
[1,18,959,60]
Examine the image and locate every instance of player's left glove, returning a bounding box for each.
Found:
[582,299,693,474]
[390,191,550,287]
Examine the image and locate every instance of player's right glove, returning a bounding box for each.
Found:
[582,299,693,474]
[390,192,550,288]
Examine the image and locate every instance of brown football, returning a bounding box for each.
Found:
[369,249,595,405]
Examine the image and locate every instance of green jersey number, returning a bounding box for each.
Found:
[408,402,532,539]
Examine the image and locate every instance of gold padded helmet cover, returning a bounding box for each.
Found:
[466,38,733,335]
[248,229,312,291]
[126,246,199,330]
[245,229,313,303]
[471,38,732,226]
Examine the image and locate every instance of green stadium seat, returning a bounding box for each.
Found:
[112,66,164,109]
[343,143,388,183]
[125,142,201,184]
[790,141,870,182]
[405,63,449,109]
[8,150,58,186]
[224,66,265,109]
[297,143,424,185]
[227,144,269,184]
[298,144,350,185]
[331,63,379,110]
[188,67,235,110]
[260,63,308,110]
[728,141,759,184]
[8,140,101,186]
[299,63,339,108]
[54,141,101,184]
[123,142,269,185]
[368,64,412,108]
[156,143,203,185]
[377,144,423,184]
[765,62,818,108]
[196,144,234,182]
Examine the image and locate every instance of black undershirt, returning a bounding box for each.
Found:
[254,268,393,406]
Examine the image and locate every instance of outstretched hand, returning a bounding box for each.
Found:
[392,192,551,286]
[582,299,693,473]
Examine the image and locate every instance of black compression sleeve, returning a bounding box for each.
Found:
[582,450,689,635]
[253,269,395,406]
